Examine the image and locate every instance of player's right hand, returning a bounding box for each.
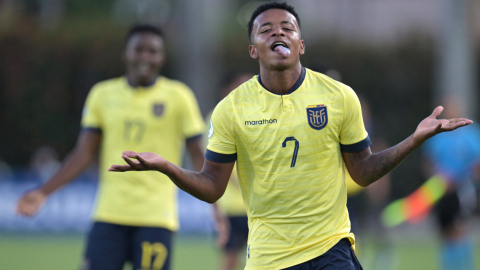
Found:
[109,151,168,172]
[16,190,46,217]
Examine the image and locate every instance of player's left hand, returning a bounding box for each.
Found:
[108,151,168,172]
[413,106,472,146]
[16,189,47,217]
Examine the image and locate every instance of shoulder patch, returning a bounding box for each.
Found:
[208,119,214,138]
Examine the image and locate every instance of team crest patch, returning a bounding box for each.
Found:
[307,105,328,130]
[153,103,164,117]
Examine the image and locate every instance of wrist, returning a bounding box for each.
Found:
[160,161,173,175]
[410,133,424,149]
[38,186,51,197]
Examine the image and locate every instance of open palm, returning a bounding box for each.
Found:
[413,106,472,145]
[109,151,168,172]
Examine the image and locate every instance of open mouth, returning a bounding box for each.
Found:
[271,42,288,51]
[271,41,291,58]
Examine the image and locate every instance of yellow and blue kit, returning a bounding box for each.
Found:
[205,110,247,217]
[206,67,370,269]
[82,76,204,230]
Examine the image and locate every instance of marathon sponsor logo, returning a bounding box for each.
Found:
[245,119,277,125]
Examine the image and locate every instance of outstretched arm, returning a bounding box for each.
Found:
[343,106,472,187]
[16,130,101,216]
[109,151,234,203]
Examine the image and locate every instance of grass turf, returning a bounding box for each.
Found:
[0,233,478,270]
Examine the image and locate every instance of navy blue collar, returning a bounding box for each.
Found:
[126,76,158,88]
[257,66,306,95]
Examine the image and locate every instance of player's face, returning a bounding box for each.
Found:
[249,9,305,71]
[125,33,165,84]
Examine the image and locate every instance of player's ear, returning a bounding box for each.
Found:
[299,39,305,56]
[249,44,259,60]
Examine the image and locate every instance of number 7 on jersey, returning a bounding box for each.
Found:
[282,136,299,168]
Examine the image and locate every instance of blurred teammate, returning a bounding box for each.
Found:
[207,73,253,270]
[109,3,472,269]
[16,24,205,270]
[423,96,480,270]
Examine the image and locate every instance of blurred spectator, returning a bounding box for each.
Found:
[206,73,253,270]
[29,145,60,183]
[422,96,480,270]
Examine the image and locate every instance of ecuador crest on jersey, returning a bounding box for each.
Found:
[153,103,165,117]
[307,105,328,130]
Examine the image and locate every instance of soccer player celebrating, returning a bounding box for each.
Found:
[16,25,205,270]
[109,3,472,270]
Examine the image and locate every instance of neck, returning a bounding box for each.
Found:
[126,73,158,88]
[259,62,303,95]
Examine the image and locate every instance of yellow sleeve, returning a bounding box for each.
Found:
[206,97,236,157]
[178,87,205,138]
[339,86,370,151]
[81,85,103,129]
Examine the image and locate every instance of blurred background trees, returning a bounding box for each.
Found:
[0,0,479,202]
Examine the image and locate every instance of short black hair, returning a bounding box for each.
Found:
[126,24,163,43]
[247,2,301,43]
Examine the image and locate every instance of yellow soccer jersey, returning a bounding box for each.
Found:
[206,68,370,269]
[82,76,204,230]
[205,111,247,217]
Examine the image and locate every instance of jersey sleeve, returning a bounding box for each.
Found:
[339,85,371,152]
[178,87,205,140]
[81,85,103,131]
[205,97,237,163]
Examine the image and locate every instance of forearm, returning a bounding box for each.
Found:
[40,149,95,196]
[162,161,224,203]
[345,134,418,187]
[110,151,232,202]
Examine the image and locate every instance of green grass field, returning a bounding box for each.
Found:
[0,232,478,270]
